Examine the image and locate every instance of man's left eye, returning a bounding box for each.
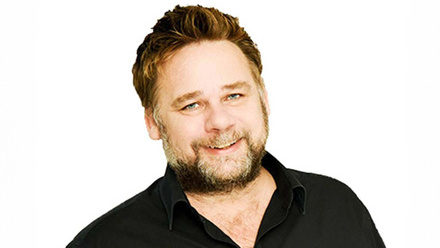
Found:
[227,94,241,100]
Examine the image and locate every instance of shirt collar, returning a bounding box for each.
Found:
[262,152,307,215]
[158,151,307,230]
[159,166,189,230]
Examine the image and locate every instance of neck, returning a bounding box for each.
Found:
[185,167,276,248]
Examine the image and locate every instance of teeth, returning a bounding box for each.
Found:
[209,141,236,149]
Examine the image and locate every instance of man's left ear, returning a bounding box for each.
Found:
[144,109,161,140]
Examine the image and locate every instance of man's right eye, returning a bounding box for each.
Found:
[182,102,199,111]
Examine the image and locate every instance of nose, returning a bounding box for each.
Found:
[204,104,235,133]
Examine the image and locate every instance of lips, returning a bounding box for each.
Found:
[208,140,237,150]
[203,138,242,155]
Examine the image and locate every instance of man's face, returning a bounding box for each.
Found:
[146,40,270,193]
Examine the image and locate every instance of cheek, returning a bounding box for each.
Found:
[166,116,205,146]
[239,101,266,127]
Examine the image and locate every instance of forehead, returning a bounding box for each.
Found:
[156,40,256,102]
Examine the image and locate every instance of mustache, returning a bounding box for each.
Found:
[191,131,248,149]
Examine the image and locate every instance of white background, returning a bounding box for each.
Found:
[1,0,439,247]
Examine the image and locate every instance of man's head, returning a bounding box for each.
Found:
[133,5,270,194]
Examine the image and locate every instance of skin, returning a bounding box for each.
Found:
[144,40,276,247]
[145,40,270,183]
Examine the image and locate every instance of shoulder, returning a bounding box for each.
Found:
[67,177,167,248]
[288,168,375,223]
[288,168,357,198]
[285,169,385,247]
[287,169,370,213]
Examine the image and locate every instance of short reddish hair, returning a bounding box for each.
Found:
[132,5,263,110]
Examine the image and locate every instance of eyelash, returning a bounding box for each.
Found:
[180,93,244,111]
[182,102,199,111]
[227,93,242,100]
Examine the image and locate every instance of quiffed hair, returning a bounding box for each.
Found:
[132,5,263,110]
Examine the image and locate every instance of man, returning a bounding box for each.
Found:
[67,5,385,248]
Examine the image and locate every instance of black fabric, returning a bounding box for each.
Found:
[67,152,385,248]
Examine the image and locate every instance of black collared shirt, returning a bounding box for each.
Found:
[67,152,385,248]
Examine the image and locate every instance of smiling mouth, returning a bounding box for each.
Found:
[208,140,238,150]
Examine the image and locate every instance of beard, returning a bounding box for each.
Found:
[157,101,269,194]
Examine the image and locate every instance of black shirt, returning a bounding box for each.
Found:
[67,152,385,248]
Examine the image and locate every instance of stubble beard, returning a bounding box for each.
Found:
[156,102,269,194]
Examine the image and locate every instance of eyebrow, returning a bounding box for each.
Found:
[222,81,251,91]
[171,90,202,109]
